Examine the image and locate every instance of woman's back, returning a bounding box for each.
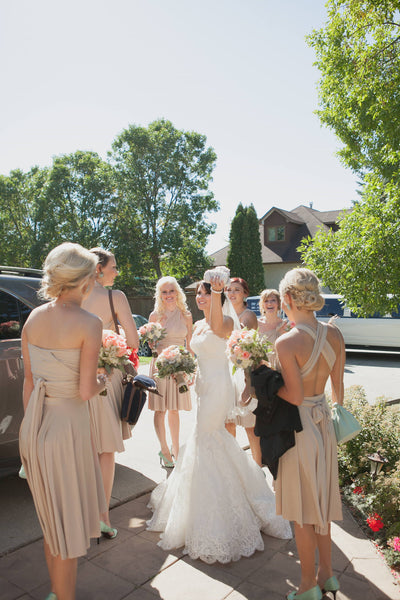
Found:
[276,321,344,403]
[25,302,98,350]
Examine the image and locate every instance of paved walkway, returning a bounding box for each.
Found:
[1,486,399,600]
[1,362,399,599]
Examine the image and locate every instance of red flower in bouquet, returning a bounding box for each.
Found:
[353,486,364,495]
[127,347,139,370]
[366,513,384,532]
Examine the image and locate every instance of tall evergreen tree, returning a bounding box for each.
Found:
[227,204,264,295]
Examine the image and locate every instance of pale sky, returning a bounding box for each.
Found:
[0,0,359,253]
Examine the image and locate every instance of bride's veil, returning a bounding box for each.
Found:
[223,295,257,419]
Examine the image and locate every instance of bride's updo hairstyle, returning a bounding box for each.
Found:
[154,276,189,315]
[40,242,97,300]
[279,268,324,312]
[196,281,226,306]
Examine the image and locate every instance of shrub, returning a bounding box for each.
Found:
[329,386,400,571]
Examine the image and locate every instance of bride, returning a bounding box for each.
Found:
[146,270,292,564]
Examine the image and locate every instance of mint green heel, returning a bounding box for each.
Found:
[158,451,174,468]
[100,520,117,539]
[322,575,340,599]
[44,593,57,600]
[287,585,322,600]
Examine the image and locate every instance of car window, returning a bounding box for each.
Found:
[0,290,30,340]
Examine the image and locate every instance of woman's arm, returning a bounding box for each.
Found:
[79,316,107,402]
[241,309,258,330]
[21,327,34,412]
[209,275,232,338]
[329,326,345,406]
[113,290,139,349]
[184,312,194,353]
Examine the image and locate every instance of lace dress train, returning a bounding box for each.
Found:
[147,327,291,564]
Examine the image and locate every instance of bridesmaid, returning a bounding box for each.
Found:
[19,242,107,600]
[274,268,344,600]
[82,247,139,538]
[148,276,193,467]
[257,288,288,368]
[225,277,261,465]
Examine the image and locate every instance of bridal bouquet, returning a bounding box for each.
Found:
[138,322,167,357]
[226,328,272,373]
[155,345,197,393]
[98,330,133,395]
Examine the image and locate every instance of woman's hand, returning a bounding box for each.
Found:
[209,274,225,293]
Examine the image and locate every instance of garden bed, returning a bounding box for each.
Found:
[332,385,400,580]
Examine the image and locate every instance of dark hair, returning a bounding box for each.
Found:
[228,277,250,306]
[89,247,114,268]
[196,281,226,305]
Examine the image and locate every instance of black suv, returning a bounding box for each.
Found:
[0,266,43,476]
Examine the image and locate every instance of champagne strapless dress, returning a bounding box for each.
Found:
[19,345,107,559]
[148,308,192,411]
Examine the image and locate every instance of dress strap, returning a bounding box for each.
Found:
[296,322,336,376]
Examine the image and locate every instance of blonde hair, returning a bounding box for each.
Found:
[279,268,324,312]
[40,242,97,300]
[153,276,189,315]
[259,288,281,315]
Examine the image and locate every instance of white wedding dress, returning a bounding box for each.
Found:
[146,325,292,564]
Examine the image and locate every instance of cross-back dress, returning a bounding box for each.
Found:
[274,322,343,535]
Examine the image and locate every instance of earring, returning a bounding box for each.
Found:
[98,272,104,278]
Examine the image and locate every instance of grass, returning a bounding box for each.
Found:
[139,356,152,366]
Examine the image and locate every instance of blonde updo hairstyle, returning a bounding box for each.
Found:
[279,268,324,312]
[259,288,281,315]
[154,276,189,315]
[40,242,97,300]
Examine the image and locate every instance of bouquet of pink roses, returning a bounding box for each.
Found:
[138,322,167,357]
[155,345,197,393]
[226,328,272,373]
[98,330,132,395]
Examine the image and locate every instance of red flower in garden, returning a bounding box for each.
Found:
[366,513,384,532]
[353,486,364,495]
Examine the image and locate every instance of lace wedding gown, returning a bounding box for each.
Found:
[147,326,292,564]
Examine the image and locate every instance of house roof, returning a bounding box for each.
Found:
[209,204,349,266]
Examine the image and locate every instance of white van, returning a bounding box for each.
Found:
[246,294,400,350]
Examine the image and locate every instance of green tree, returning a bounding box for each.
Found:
[227,203,264,295]
[0,152,117,269]
[301,0,400,315]
[307,0,400,177]
[0,166,49,267]
[40,151,116,253]
[109,119,218,279]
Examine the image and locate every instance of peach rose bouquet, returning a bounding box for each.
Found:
[98,330,133,395]
[138,322,167,357]
[226,328,272,374]
[155,345,197,393]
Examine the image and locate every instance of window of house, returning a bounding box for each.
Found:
[267,225,285,242]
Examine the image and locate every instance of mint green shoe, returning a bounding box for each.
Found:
[287,585,322,600]
[100,520,118,539]
[44,593,57,600]
[322,575,340,599]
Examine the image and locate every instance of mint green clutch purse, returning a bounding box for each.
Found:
[331,403,361,444]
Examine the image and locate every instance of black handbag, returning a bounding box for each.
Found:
[121,374,161,426]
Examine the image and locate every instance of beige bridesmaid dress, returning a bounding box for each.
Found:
[19,345,106,559]
[274,322,343,535]
[148,308,192,411]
